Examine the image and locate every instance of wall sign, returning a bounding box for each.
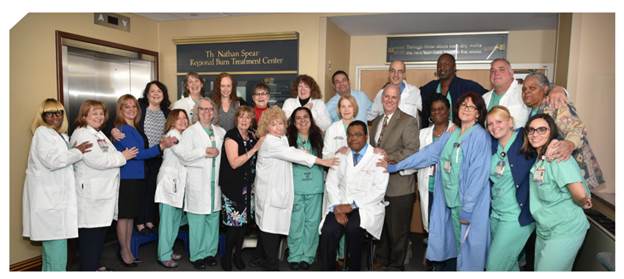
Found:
[174,32,299,105]
[387,32,508,63]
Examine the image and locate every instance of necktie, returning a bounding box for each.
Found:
[353,153,360,166]
[377,115,389,146]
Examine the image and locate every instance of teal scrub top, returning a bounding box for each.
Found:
[292,134,325,195]
[488,92,504,110]
[428,134,441,193]
[436,83,454,121]
[529,157,590,239]
[440,126,475,208]
[203,127,217,212]
[489,131,522,221]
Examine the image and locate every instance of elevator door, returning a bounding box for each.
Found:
[62,45,155,134]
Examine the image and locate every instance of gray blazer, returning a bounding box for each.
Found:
[370,109,420,197]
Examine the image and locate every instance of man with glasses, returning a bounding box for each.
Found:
[368,60,422,122]
[326,70,372,122]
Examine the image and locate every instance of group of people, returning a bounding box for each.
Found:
[22,53,603,272]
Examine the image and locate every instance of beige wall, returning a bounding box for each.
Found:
[322,19,351,101]
[349,29,557,89]
[9,13,158,264]
[155,13,329,101]
[566,13,615,193]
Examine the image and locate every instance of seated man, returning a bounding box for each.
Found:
[318,120,389,271]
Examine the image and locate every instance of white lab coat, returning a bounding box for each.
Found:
[322,120,348,159]
[70,126,127,228]
[319,147,389,239]
[282,98,332,131]
[254,134,317,235]
[171,96,197,122]
[22,126,82,241]
[176,122,225,214]
[368,80,422,121]
[482,79,530,129]
[154,129,187,208]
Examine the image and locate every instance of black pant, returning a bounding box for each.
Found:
[137,157,161,225]
[222,225,246,270]
[375,193,415,270]
[258,230,282,270]
[78,226,108,271]
[319,209,364,271]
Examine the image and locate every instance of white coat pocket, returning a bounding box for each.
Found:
[78,176,117,200]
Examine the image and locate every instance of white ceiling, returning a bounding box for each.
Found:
[135,13,558,35]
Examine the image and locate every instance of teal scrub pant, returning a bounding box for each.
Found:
[450,206,461,251]
[486,219,535,271]
[157,203,184,261]
[41,239,67,271]
[187,211,220,262]
[535,232,587,271]
[288,193,322,264]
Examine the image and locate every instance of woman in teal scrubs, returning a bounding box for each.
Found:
[286,107,326,270]
[485,106,536,271]
[522,113,592,271]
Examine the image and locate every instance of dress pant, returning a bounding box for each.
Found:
[375,193,414,270]
[137,157,162,225]
[319,209,364,271]
[78,226,108,271]
[258,230,282,270]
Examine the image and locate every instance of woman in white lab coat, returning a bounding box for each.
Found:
[154,109,190,268]
[254,106,337,270]
[171,72,207,121]
[22,98,92,271]
[175,97,226,269]
[69,100,138,271]
[322,95,359,159]
[281,74,332,131]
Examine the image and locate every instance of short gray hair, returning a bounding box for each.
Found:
[524,72,551,89]
[191,97,219,125]
[382,84,401,98]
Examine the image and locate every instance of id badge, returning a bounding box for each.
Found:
[533,167,545,184]
[443,160,452,173]
[97,138,109,152]
[495,160,505,176]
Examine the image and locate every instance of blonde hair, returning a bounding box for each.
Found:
[337,95,359,120]
[191,97,219,125]
[31,98,68,134]
[256,105,287,137]
[487,105,515,127]
[114,94,141,128]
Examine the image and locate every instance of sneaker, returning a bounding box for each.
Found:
[190,259,206,270]
[205,256,217,266]
[288,262,300,270]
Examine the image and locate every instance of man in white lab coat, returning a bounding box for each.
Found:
[367,60,421,121]
[318,120,389,271]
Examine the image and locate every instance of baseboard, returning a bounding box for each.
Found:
[9,256,42,271]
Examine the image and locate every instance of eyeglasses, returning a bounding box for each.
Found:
[42,110,63,118]
[198,107,213,112]
[459,103,478,112]
[254,93,269,96]
[295,115,310,122]
[389,69,405,74]
[527,126,549,135]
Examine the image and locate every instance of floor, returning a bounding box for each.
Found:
[67,228,429,271]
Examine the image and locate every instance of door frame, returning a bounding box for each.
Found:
[55,31,159,103]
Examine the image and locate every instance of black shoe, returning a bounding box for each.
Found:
[191,259,207,270]
[205,256,217,266]
[220,256,232,271]
[299,261,310,270]
[233,256,246,270]
[117,252,138,268]
[249,257,263,268]
[288,262,300,270]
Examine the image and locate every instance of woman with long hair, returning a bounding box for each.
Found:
[22,99,92,271]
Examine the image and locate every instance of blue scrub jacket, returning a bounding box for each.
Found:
[389,124,491,271]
